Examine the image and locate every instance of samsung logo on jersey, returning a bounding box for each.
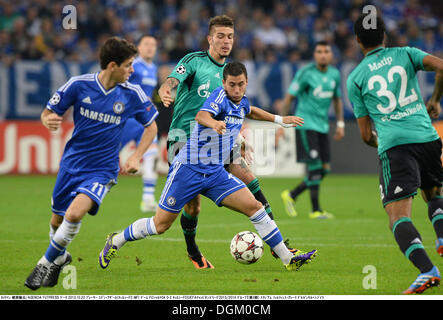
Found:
[224,116,243,125]
[80,107,121,125]
[368,56,393,71]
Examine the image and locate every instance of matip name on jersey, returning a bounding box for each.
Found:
[368,56,393,71]
[79,106,121,125]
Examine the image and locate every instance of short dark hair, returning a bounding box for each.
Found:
[99,37,138,70]
[137,34,156,45]
[223,61,247,80]
[314,40,330,48]
[208,15,234,35]
[354,14,386,48]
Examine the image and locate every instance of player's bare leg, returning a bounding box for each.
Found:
[220,186,263,217]
[152,207,180,234]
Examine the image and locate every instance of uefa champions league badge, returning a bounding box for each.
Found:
[176,64,186,74]
[113,101,125,114]
[49,92,61,105]
[210,102,219,112]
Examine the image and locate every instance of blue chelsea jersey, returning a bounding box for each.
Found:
[174,86,251,173]
[46,72,158,177]
[129,56,158,98]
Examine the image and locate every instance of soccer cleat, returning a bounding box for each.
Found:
[24,262,49,290]
[285,249,318,271]
[436,238,443,257]
[140,201,158,213]
[188,253,214,269]
[99,232,119,269]
[403,266,440,294]
[271,239,298,259]
[42,252,72,287]
[309,210,334,219]
[281,190,297,217]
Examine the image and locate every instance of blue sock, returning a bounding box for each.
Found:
[44,240,66,263]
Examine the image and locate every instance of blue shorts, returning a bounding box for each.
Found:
[120,118,157,150]
[51,167,117,216]
[158,162,246,213]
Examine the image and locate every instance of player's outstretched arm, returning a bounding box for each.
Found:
[158,77,179,107]
[124,122,158,174]
[41,108,63,131]
[247,106,304,128]
[423,55,443,119]
[357,116,377,148]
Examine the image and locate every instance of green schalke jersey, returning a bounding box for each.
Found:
[347,46,438,155]
[288,63,341,134]
[168,51,225,142]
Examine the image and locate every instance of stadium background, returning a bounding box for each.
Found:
[0,0,443,176]
[1,0,443,297]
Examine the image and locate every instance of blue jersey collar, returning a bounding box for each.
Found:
[95,72,117,95]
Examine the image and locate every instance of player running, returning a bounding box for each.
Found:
[24,37,159,290]
[120,35,159,213]
[280,41,345,219]
[99,62,318,272]
[158,15,296,269]
[347,14,443,294]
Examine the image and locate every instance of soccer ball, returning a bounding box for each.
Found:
[230,231,264,264]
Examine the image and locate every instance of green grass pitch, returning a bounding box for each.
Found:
[0,174,441,295]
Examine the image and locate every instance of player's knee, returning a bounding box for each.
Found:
[245,200,263,216]
[155,222,171,235]
[184,204,200,216]
[421,186,441,203]
[65,210,84,223]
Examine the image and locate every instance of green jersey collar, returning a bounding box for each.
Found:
[365,46,384,57]
[207,51,226,67]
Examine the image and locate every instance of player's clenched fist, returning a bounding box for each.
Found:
[426,99,441,119]
[41,110,63,131]
[159,77,179,107]
[213,120,227,135]
[124,154,141,174]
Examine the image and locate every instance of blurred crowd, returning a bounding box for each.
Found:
[0,0,442,66]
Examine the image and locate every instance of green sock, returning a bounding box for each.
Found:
[180,210,200,257]
[247,178,274,220]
